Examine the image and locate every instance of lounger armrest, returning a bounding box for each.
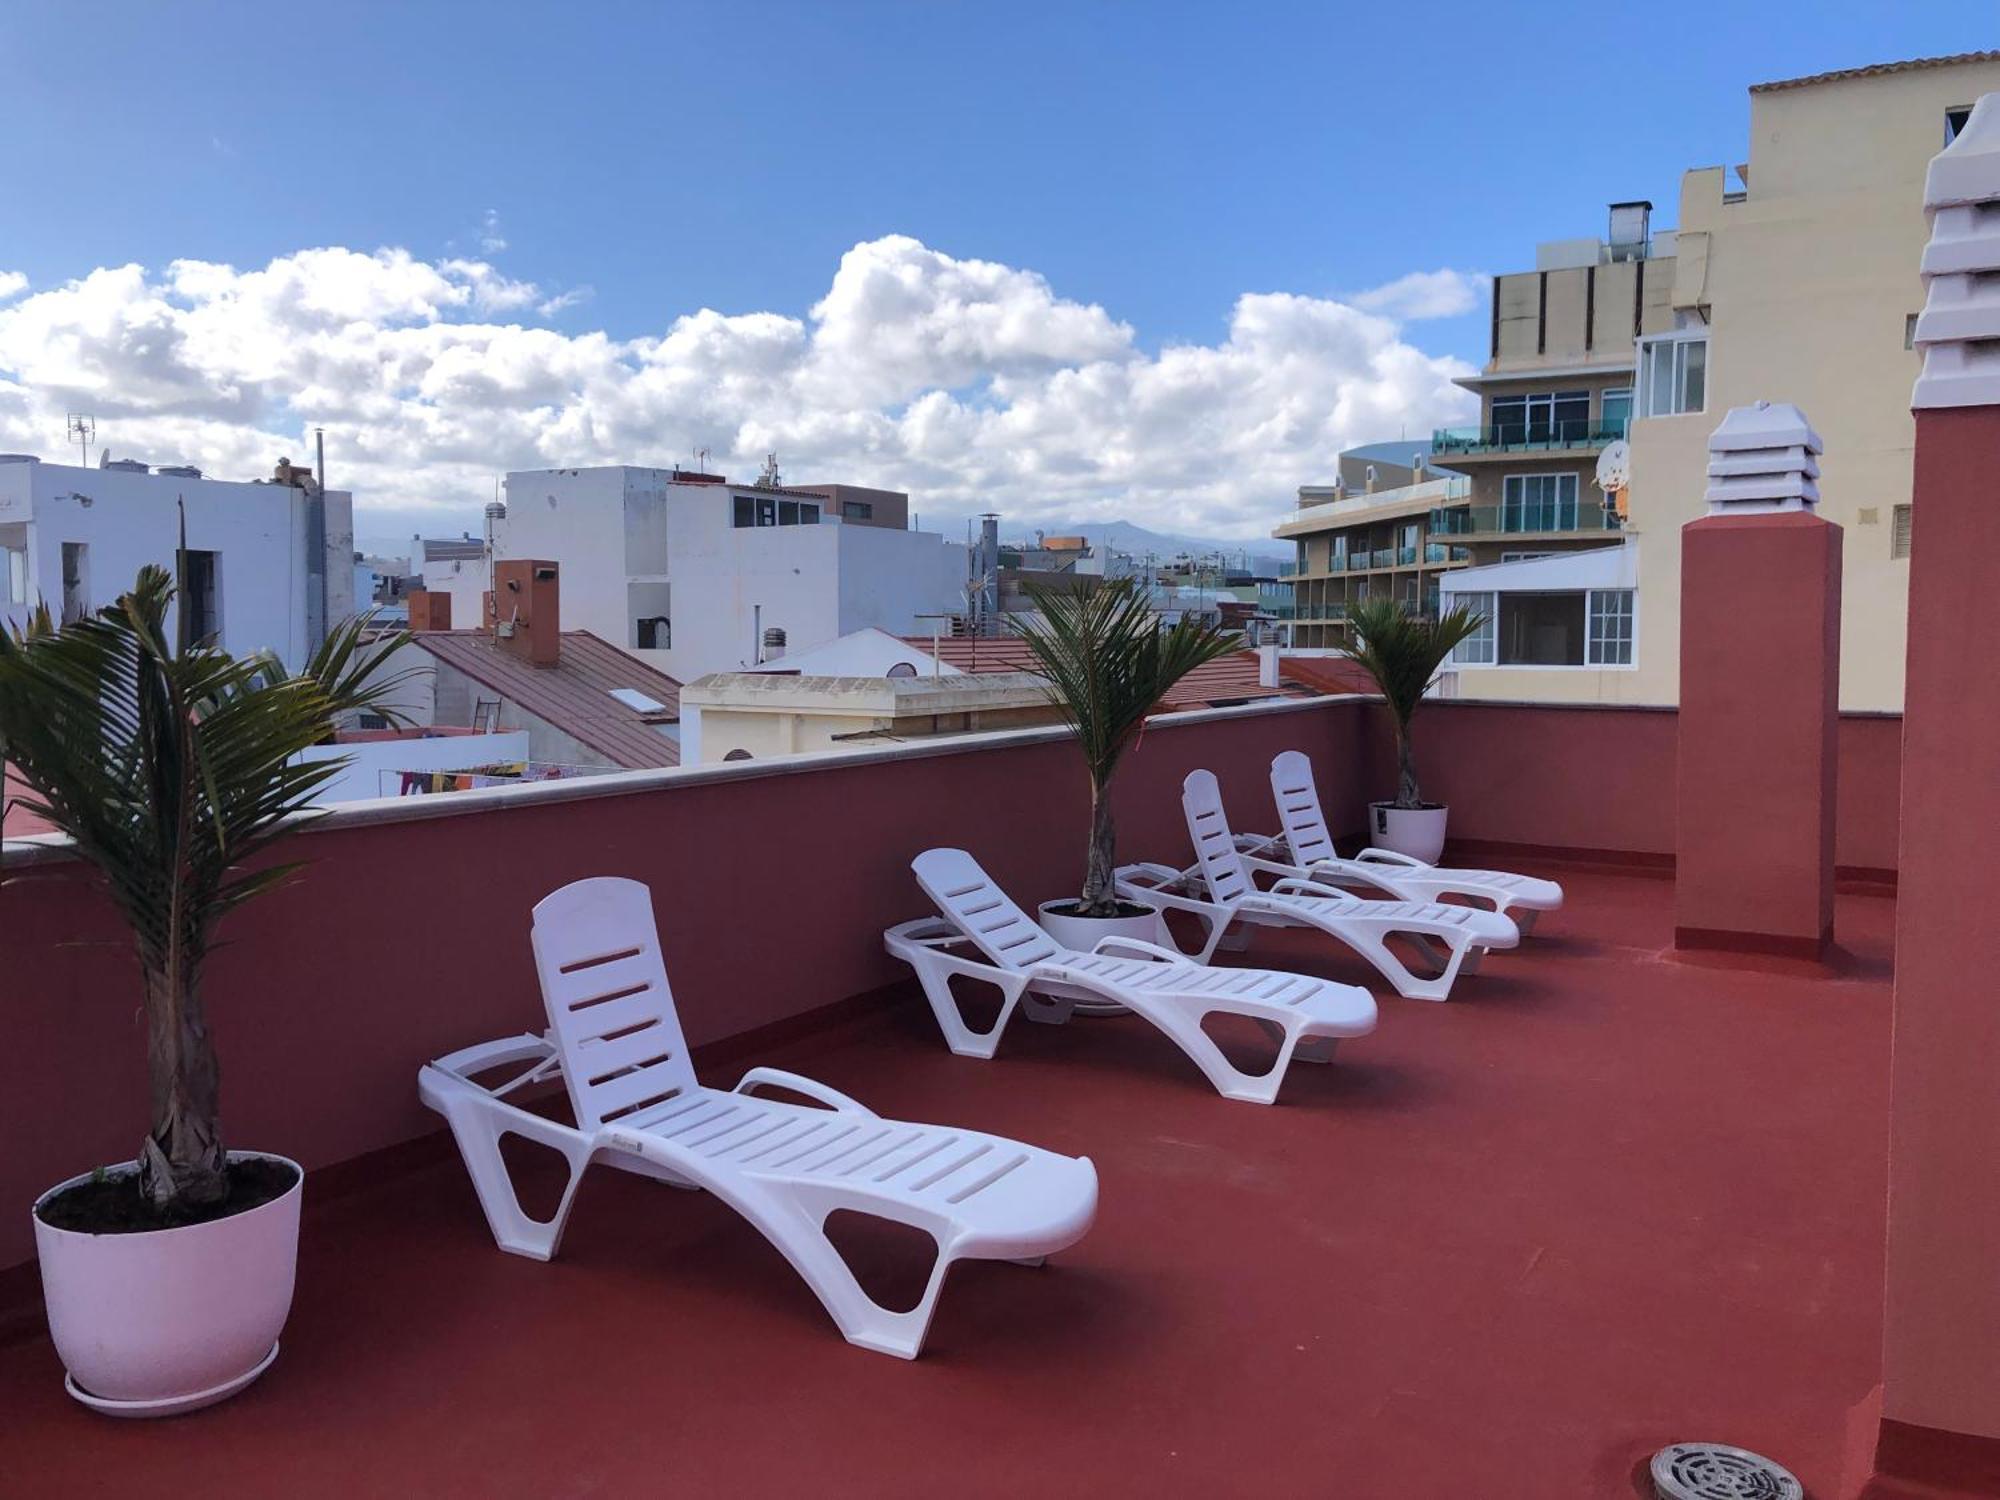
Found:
[1241,854,1304,879]
[1270,876,1343,899]
[426,1032,554,1082]
[1354,847,1430,869]
[1114,861,1184,889]
[1087,934,1186,964]
[732,1067,878,1117]
[1230,831,1285,857]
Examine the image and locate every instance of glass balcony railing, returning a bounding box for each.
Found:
[1423,542,1472,564]
[1397,545,1418,566]
[1430,420,1627,457]
[1428,502,1623,536]
[1371,547,1396,568]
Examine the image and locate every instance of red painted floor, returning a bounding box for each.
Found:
[0,870,1896,1498]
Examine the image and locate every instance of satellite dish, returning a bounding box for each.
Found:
[1595,440,1632,494]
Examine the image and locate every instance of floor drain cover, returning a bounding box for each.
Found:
[1651,1443,1803,1500]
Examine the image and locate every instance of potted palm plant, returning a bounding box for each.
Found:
[0,564,410,1416]
[1339,596,1486,864]
[1013,577,1238,967]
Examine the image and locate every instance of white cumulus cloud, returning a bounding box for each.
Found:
[0,271,26,303]
[0,237,1478,541]
[1350,268,1488,321]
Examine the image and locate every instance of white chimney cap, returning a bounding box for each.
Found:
[1914,92,2000,410]
[1703,400,1821,514]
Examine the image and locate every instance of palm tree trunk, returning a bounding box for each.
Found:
[1396,720,1421,809]
[139,968,226,1212]
[1081,782,1118,916]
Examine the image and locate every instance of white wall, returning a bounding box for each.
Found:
[0,457,353,670]
[295,730,533,804]
[418,553,490,630]
[492,466,969,683]
[493,467,639,646]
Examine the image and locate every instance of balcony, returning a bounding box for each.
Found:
[1429,502,1623,539]
[1424,542,1472,564]
[0,696,1912,1495]
[1430,421,1626,459]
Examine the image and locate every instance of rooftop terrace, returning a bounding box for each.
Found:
[0,684,1918,1496]
[0,865,1896,1496]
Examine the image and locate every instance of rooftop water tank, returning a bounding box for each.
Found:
[155,465,203,479]
[102,458,149,473]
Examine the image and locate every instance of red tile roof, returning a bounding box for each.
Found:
[410,630,682,770]
[902,638,1339,712]
[1751,51,2000,93]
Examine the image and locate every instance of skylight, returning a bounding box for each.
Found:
[608,687,665,713]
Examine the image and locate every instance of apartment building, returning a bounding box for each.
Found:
[1442,50,2000,708]
[492,465,968,683]
[0,451,355,667]
[1279,446,1466,647]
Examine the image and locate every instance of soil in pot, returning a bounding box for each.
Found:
[1040,900,1157,920]
[36,1158,300,1236]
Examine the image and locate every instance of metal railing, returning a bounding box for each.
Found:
[1428,501,1624,536]
[1430,420,1627,457]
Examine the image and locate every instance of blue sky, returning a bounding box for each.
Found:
[0,3,1992,542]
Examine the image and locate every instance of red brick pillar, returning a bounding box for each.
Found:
[1867,92,2000,1497]
[1674,401,1839,959]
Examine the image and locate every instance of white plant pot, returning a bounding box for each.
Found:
[1370,802,1448,865]
[32,1150,303,1417]
[1036,900,1166,1015]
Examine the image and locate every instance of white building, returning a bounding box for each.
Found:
[493,466,969,683]
[416,534,490,629]
[0,452,354,667]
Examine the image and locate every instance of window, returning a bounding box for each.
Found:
[1501,551,1557,563]
[733,495,754,528]
[1637,334,1708,418]
[635,616,671,648]
[722,749,754,762]
[1501,473,1579,531]
[1892,504,1913,560]
[1490,390,1590,445]
[60,542,88,625]
[1330,534,1348,564]
[1948,106,1973,145]
[1498,593,1586,665]
[1452,591,1496,664]
[1586,589,1634,665]
[1600,387,1632,437]
[842,500,873,521]
[1905,313,1919,351]
[181,549,220,646]
[2,544,25,605]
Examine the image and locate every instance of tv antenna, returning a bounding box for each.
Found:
[66,413,95,467]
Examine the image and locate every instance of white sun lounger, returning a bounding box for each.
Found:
[1243,750,1565,933]
[419,876,1098,1359]
[883,848,1377,1104]
[1113,770,1519,1002]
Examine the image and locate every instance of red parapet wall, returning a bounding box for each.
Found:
[0,693,1902,1272]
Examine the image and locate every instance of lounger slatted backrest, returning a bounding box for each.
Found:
[1182,770,1253,904]
[531,877,701,1132]
[912,848,1062,970]
[1270,750,1338,867]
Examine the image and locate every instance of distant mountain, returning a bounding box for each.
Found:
[1016,518,1290,573]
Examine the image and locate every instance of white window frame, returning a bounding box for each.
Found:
[2,544,26,606]
[1636,331,1708,419]
[1586,588,1635,666]
[1450,590,1496,665]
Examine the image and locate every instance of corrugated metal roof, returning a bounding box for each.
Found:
[903,637,1321,712]
[411,631,682,769]
[1751,52,2000,93]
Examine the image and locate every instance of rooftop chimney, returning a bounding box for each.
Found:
[492,558,560,667]
[1257,643,1282,688]
[407,589,452,632]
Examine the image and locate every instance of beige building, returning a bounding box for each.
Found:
[678,670,1060,764]
[1441,51,2000,709]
